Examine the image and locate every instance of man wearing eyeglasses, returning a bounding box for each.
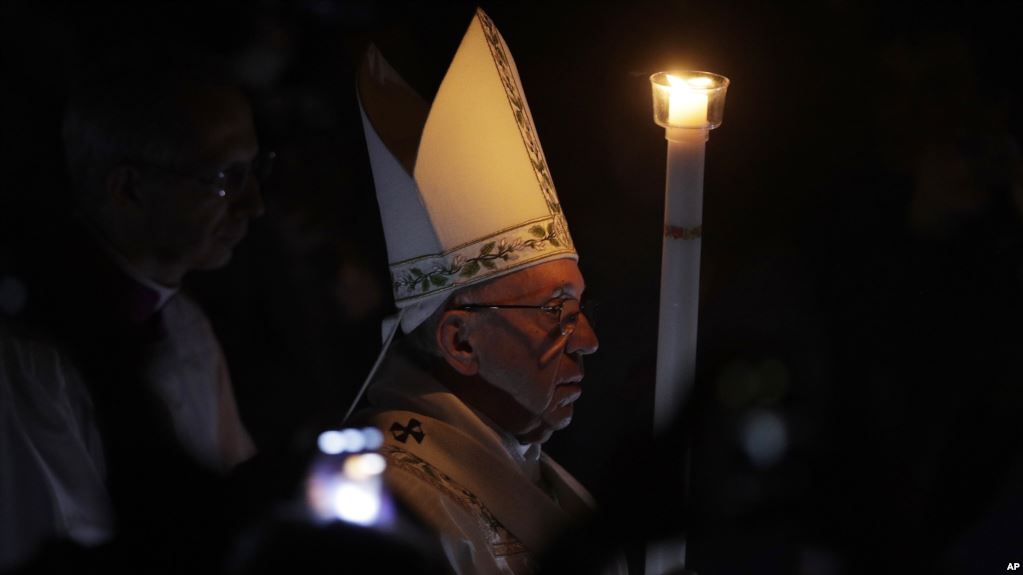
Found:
[0,55,266,570]
[69,76,272,287]
[351,10,618,575]
[424,261,597,447]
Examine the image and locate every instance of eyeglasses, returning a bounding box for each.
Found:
[457,298,596,337]
[134,150,276,199]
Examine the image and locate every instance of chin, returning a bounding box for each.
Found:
[546,402,575,431]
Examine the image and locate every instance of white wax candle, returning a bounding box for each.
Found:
[654,127,706,432]
[648,127,707,575]
[667,75,709,127]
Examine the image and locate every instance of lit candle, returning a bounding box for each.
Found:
[647,70,729,575]
[648,71,728,430]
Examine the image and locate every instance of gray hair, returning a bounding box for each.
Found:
[403,283,490,357]
[404,295,451,358]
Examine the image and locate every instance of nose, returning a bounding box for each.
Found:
[566,313,598,356]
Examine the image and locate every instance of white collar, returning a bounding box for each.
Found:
[96,239,179,310]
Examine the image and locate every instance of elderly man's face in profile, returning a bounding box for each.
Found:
[138,86,264,275]
[455,259,599,444]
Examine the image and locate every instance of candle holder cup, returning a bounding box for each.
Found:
[650,71,729,131]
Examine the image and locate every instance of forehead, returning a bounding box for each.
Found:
[468,258,585,302]
[175,86,258,164]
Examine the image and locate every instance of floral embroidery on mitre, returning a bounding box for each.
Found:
[390,215,574,303]
[477,10,562,217]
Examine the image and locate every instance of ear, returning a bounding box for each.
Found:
[436,310,479,376]
[105,164,144,210]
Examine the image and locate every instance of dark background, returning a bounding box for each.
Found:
[2,1,1021,573]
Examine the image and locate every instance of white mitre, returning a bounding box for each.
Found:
[358,7,576,334]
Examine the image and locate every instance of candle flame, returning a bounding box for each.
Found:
[687,75,714,88]
[666,74,714,90]
[664,74,709,127]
